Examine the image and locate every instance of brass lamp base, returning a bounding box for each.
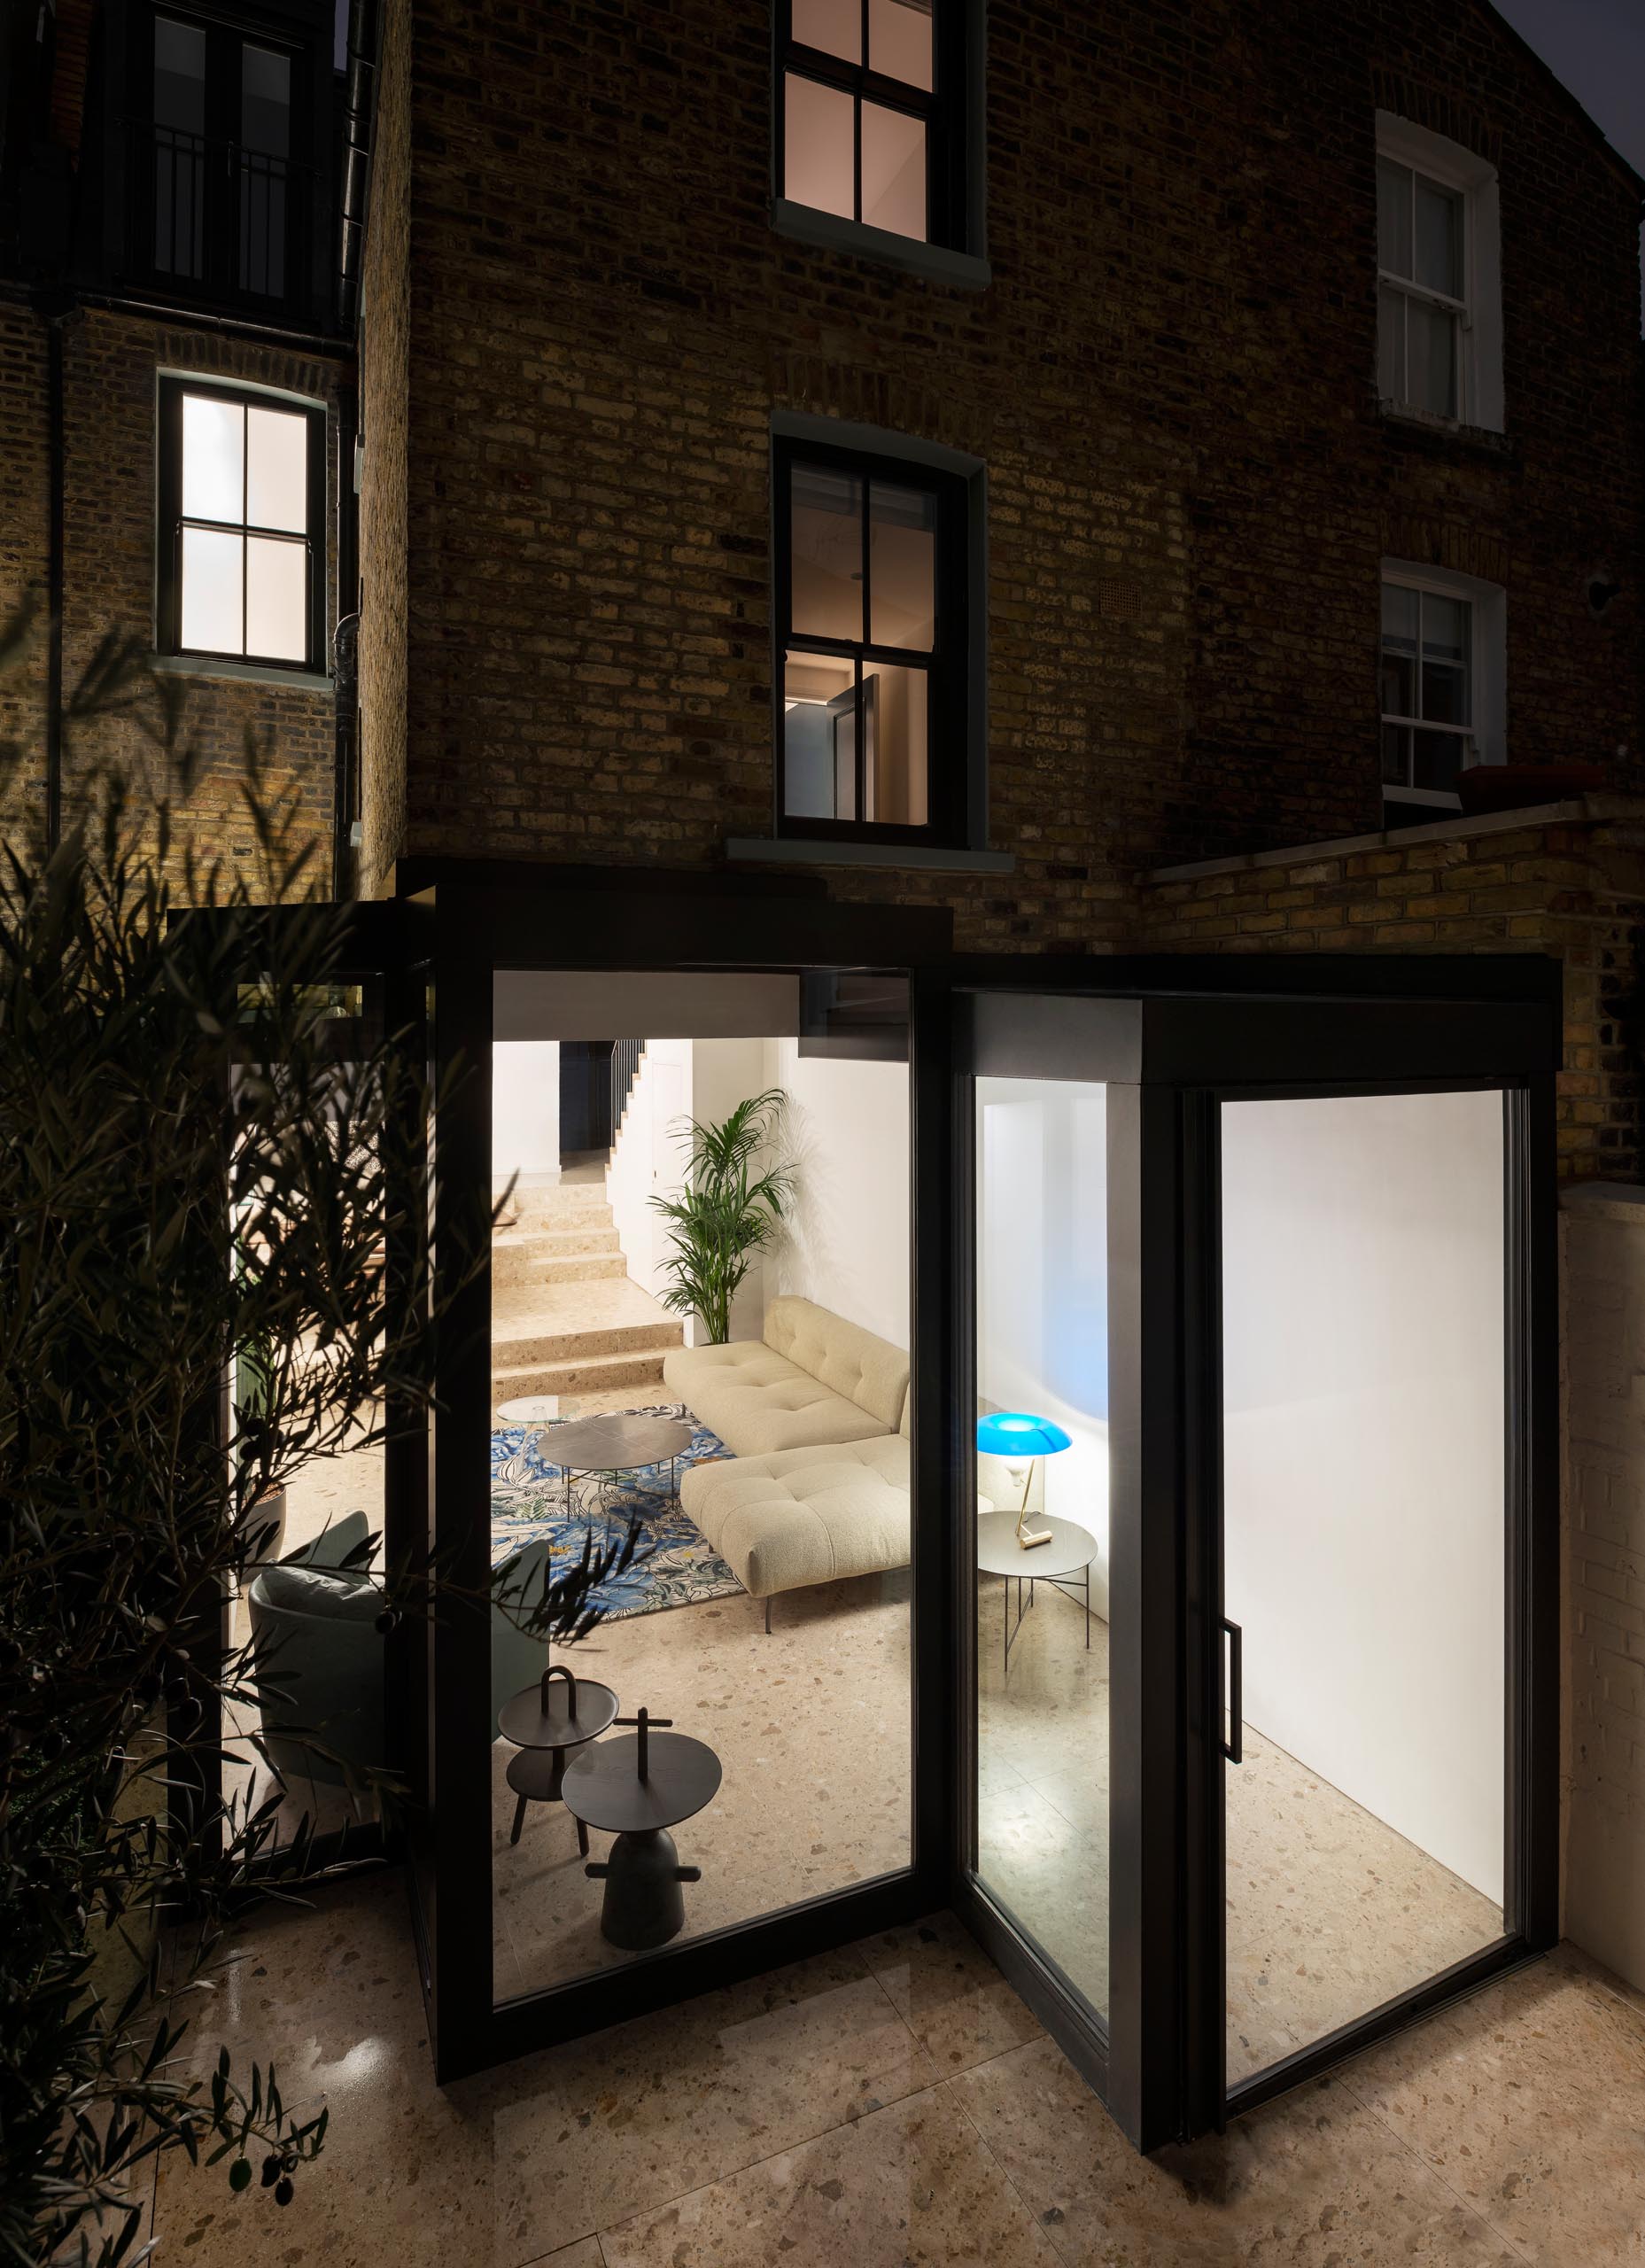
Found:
[1015,1459,1052,1549]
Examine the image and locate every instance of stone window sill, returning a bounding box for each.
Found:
[1377,402,1511,455]
[151,652,333,693]
[726,835,1014,874]
[770,199,992,291]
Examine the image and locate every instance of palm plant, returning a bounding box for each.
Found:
[649,1090,794,1345]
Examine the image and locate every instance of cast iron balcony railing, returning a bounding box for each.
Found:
[128,117,311,315]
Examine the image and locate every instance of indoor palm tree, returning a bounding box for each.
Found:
[650,1089,794,1345]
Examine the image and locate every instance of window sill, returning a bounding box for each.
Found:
[1377,401,1510,454]
[151,652,334,693]
[726,835,1014,874]
[771,199,992,291]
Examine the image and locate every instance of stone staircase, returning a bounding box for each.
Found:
[491,1180,683,1405]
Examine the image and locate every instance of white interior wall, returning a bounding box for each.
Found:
[491,1041,560,1199]
[1222,1090,1506,1904]
[761,1037,911,1350]
[975,1080,1111,1616]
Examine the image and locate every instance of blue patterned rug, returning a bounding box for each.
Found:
[490,1403,744,1619]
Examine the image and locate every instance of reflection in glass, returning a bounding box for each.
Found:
[1414,174,1462,297]
[974,1078,1111,2022]
[1376,156,1411,276]
[1408,297,1457,418]
[1222,1091,1506,2085]
[869,482,935,650]
[792,0,860,62]
[784,70,854,220]
[1376,285,1402,400]
[246,406,308,532]
[182,394,244,523]
[246,535,307,660]
[861,660,927,825]
[181,525,244,652]
[870,0,933,89]
[860,100,926,239]
[790,463,863,640]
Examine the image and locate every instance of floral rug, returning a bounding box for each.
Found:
[489,1403,744,1620]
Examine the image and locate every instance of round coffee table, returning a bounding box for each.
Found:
[497,1665,619,1852]
[536,1411,694,1516]
[975,1510,1097,1680]
[563,1711,722,1949]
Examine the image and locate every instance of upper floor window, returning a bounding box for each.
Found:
[780,0,951,246]
[776,437,969,843]
[1380,563,1505,819]
[157,378,326,672]
[1375,115,1503,432]
[143,11,301,306]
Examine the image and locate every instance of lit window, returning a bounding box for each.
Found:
[1379,563,1505,818]
[778,439,969,842]
[780,0,943,245]
[1375,116,1502,431]
[158,379,324,670]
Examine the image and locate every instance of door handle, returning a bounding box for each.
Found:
[1222,1617,1243,1764]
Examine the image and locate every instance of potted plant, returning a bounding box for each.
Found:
[649,1090,794,1345]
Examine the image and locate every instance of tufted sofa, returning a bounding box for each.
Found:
[668,1296,987,1625]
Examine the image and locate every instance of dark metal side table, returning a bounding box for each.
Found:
[497,1663,620,1852]
[563,1706,722,1949]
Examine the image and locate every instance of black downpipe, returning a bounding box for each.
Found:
[43,301,66,853]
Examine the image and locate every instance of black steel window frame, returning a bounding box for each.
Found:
[130,4,309,311]
[156,376,328,672]
[775,0,966,250]
[773,433,969,849]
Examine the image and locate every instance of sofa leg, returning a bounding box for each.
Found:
[764,1596,772,1635]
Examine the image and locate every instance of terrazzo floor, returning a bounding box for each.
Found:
[144,1868,1645,2267]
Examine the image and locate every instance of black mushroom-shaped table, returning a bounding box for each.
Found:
[563,1707,722,1950]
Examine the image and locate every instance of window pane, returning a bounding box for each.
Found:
[783,650,855,818]
[869,481,935,651]
[1376,157,1412,277]
[181,526,244,653]
[154,18,206,133]
[1413,728,1465,793]
[1421,593,1469,666]
[246,406,308,532]
[1421,666,1468,726]
[791,0,860,63]
[790,463,863,641]
[870,0,933,91]
[860,101,926,238]
[861,658,928,824]
[1380,650,1414,718]
[242,43,291,156]
[1377,286,1404,400]
[1381,580,1418,645]
[784,72,855,220]
[245,534,307,661]
[1408,300,1457,417]
[1414,173,1462,298]
[1381,721,1409,786]
[182,394,244,524]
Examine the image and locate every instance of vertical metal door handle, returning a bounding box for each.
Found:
[1222,1617,1243,1764]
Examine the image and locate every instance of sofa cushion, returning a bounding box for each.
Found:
[763,1295,909,1431]
[663,1337,891,1458]
[681,1435,913,1597]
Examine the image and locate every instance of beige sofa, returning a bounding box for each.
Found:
[669,1295,980,1627]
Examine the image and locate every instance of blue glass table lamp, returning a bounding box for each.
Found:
[975,1411,1073,1549]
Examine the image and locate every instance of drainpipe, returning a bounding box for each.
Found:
[43,298,66,853]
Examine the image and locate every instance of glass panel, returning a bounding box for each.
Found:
[1421,666,1468,727]
[245,535,307,660]
[870,0,934,90]
[791,0,860,63]
[1414,171,1463,298]
[1381,721,1409,786]
[488,972,914,2007]
[1408,299,1457,417]
[1413,727,1466,792]
[868,481,935,651]
[1377,285,1403,400]
[783,71,855,220]
[153,18,206,132]
[246,406,308,532]
[1379,649,1414,719]
[182,394,244,524]
[1221,1092,1506,2086]
[975,1077,1112,2022]
[1376,157,1411,277]
[860,658,927,824]
[783,650,855,818]
[241,43,291,155]
[180,525,244,652]
[860,100,926,239]
[789,463,864,641]
[1421,593,1469,668]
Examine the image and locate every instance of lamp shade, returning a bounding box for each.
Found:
[975,1411,1073,1458]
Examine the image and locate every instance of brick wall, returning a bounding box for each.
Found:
[0,304,343,896]
[355,0,1643,926]
[1561,1184,1645,1990]
[1139,800,1645,1179]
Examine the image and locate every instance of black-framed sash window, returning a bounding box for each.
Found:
[157,377,327,671]
[779,0,964,247]
[776,437,967,846]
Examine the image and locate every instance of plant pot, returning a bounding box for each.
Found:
[1458,761,1607,817]
[246,1487,287,1564]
